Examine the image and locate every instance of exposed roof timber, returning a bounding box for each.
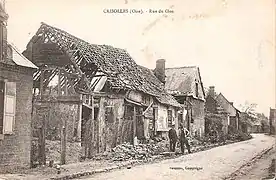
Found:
[42,26,92,92]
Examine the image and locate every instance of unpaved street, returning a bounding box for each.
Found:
[78,134,275,180]
[227,143,276,180]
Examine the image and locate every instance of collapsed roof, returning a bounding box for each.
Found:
[23,22,180,107]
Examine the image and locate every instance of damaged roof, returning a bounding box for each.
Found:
[139,65,181,107]
[24,23,180,107]
[165,66,205,101]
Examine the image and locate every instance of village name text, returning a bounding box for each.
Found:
[103,8,174,14]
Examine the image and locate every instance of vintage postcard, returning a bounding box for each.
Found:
[0,0,275,179]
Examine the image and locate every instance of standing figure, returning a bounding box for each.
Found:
[168,124,178,152]
[179,124,191,154]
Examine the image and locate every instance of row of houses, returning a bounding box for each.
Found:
[0,3,271,171]
[0,15,207,170]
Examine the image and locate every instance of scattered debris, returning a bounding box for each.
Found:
[91,141,168,162]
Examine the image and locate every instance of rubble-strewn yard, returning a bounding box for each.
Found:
[32,139,82,165]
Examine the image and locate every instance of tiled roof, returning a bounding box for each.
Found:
[23,23,179,107]
[165,66,205,100]
[139,65,181,107]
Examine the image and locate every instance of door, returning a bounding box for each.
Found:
[0,81,4,134]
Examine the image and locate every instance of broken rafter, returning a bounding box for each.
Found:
[42,27,95,93]
[142,102,153,116]
[43,68,59,88]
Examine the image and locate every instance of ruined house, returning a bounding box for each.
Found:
[165,66,206,138]
[205,86,229,135]
[22,23,180,158]
[216,93,241,130]
[0,1,38,171]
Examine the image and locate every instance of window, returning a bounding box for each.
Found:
[195,83,199,97]
[0,80,16,134]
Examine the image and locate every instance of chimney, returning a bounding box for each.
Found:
[230,102,234,106]
[209,86,215,98]
[0,1,8,61]
[154,59,166,84]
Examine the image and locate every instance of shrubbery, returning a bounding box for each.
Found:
[227,125,252,141]
[203,114,252,144]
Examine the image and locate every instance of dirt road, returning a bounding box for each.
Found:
[78,134,275,180]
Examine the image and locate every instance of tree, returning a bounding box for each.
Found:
[239,101,258,114]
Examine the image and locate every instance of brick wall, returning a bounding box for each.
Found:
[0,64,34,172]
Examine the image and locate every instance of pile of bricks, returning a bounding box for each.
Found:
[92,142,168,162]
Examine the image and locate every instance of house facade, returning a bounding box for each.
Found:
[23,23,180,162]
[205,86,229,135]
[165,66,206,138]
[216,93,240,130]
[0,2,38,171]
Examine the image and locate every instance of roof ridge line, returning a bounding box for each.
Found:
[165,66,198,69]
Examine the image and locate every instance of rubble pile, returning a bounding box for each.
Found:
[92,141,169,162]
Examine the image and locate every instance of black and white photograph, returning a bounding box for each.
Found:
[0,0,275,179]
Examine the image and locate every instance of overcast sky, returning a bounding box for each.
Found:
[5,0,275,116]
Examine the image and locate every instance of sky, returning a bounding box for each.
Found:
[4,0,276,116]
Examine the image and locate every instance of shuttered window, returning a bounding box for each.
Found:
[3,82,16,134]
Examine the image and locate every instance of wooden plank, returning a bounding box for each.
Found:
[60,124,66,165]
[133,106,137,145]
[58,68,61,96]
[40,70,44,97]
[60,108,67,165]
[88,95,94,158]
[97,97,104,153]
[64,72,68,95]
[77,95,83,142]
[142,102,153,116]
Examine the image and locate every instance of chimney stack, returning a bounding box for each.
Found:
[209,86,215,98]
[154,59,166,84]
[0,1,8,61]
[230,102,234,106]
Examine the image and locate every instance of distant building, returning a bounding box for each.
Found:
[0,1,38,171]
[269,108,276,135]
[205,86,229,135]
[216,93,240,130]
[165,66,206,138]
